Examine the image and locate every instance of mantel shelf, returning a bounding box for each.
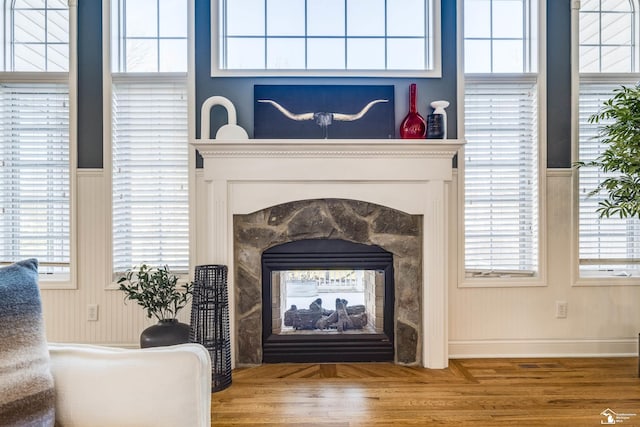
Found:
[192,138,465,158]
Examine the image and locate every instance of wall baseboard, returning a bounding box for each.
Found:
[449,338,637,359]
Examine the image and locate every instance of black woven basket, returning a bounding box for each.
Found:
[190,265,232,392]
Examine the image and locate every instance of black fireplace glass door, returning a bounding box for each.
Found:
[261,239,395,363]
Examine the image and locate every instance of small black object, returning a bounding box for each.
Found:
[426,114,445,139]
[190,265,232,392]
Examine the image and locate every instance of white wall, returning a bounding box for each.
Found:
[40,168,640,357]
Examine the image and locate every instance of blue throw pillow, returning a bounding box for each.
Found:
[0,259,55,426]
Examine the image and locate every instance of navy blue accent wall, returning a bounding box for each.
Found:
[76,0,572,169]
[547,0,572,168]
[77,0,103,169]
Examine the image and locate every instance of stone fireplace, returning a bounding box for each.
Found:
[236,200,420,364]
[193,138,463,368]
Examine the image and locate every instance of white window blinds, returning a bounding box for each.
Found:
[464,78,539,276]
[0,83,70,275]
[111,78,189,274]
[578,79,640,276]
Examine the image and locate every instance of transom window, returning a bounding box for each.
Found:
[111,0,188,72]
[464,0,538,73]
[579,0,637,73]
[8,0,69,72]
[213,0,439,75]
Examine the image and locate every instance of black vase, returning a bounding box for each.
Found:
[426,114,445,139]
[140,319,190,348]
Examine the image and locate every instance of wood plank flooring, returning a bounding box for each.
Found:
[211,358,640,426]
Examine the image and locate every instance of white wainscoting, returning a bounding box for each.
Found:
[39,168,640,357]
[40,169,190,347]
[448,169,639,358]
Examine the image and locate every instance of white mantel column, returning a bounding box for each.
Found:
[205,179,229,265]
[422,180,449,369]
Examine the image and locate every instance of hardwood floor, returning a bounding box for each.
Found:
[211,358,640,426]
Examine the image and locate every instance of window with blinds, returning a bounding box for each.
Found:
[464,78,539,276]
[110,0,189,275]
[577,0,640,278]
[462,0,540,280]
[111,79,189,274]
[0,1,71,279]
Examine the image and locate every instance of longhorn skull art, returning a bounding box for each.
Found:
[257,98,389,138]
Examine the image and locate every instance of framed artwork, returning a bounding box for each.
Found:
[254,85,395,139]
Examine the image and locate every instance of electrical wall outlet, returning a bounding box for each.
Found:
[87,304,99,321]
[555,301,568,319]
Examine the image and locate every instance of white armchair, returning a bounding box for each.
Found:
[48,343,211,427]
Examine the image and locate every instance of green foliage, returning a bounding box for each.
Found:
[574,84,640,219]
[118,264,192,321]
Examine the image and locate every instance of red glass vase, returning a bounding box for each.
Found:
[400,83,426,139]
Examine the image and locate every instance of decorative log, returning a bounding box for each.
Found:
[334,298,353,332]
[348,312,368,329]
[285,298,331,330]
[283,304,297,327]
[347,305,365,315]
[282,298,369,331]
[315,309,337,329]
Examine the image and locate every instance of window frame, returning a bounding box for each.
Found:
[572,0,640,286]
[103,0,194,286]
[209,0,442,77]
[0,0,78,289]
[458,0,547,288]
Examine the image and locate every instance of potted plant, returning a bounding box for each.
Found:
[575,84,640,219]
[118,264,193,348]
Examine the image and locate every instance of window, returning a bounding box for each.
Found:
[0,0,74,282]
[577,0,640,278]
[110,0,189,275]
[111,0,187,72]
[212,0,440,76]
[463,0,541,281]
[579,0,636,73]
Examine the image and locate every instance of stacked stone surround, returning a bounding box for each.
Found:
[233,198,423,366]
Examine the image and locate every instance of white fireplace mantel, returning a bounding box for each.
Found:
[192,138,464,369]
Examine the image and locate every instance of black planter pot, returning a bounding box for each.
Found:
[140,319,190,348]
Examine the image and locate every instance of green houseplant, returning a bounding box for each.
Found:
[575,84,640,219]
[118,264,193,348]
